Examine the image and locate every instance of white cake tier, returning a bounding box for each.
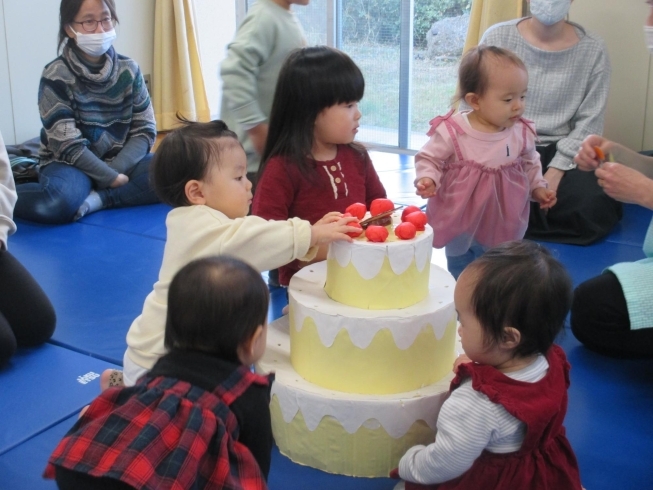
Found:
[324,225,434,310]
[289,261,457,394]
[257,316,459,477]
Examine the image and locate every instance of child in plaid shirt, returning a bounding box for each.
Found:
[46,256,274,489]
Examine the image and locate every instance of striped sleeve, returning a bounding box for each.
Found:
[398,380,521,484]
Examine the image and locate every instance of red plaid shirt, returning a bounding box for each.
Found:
[45,365,270,489]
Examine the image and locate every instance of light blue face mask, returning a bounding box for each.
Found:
[530,0,571,26]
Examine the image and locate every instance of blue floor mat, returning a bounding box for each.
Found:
[0,343,119,456]
[604,203,652,247]
[76,203,171,241]
[11,221,163,365]
[0,415,70,490]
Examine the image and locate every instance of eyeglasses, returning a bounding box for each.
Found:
[71,18,115,33]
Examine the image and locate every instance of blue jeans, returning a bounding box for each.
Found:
[15,153,158,224]
[445,241,487,280]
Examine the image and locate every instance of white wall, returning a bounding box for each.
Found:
[0,0,154,145]
[570,2,651,151]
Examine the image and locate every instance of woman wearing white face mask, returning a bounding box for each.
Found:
[480,0,620,245]
[14,0,158,224]
[571,1,653,360]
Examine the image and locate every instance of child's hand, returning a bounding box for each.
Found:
[111,173,129,188]
[532,187,557,209]
[310,215,359,246]
[415,177,436,198]
[453,354,472,374]
[315,211,345,225]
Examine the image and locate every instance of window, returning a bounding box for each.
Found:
[241,0,470,152]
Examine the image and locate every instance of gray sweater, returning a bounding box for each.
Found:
[0,132,17,249]
[220,0,305,173]
[481,19,611,171]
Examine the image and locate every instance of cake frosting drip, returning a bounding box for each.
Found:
[328,225,433,278]
[257,315,456,439]
[290,262,455,349]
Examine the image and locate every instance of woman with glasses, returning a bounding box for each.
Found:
[15,0,158,224]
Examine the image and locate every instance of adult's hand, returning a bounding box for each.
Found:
[247,123,269,156]
[596,162,653,208]
[574,134,612,171]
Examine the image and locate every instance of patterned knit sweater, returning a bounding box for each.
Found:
[38,43,156,187]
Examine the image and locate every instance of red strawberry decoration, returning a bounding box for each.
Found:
[405,211,427,231]
[401,205,422,221]
[346,221,364,238]
[395,222,416,240]
[370,198,394,216]
[345,202,367,220]
[365,225,389,242]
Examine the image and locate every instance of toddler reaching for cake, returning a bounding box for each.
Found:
[392,240,583,490]
[114,120,359,387]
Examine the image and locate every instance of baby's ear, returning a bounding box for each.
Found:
[464,92,480,110]
[500,327,521,350]
[237,325,265,366]
[184,180,205,205]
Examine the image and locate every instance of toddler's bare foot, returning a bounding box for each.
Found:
[100,369,124,391]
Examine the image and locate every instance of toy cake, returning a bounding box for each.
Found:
[256,201,457,477]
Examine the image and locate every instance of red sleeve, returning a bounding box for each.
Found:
[363,152,387,208]
[252,157,294,221]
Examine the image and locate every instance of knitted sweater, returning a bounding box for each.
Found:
[607,218,653,330]
[220,0,305,173]
[38,43,156,188]
[481,19,611,172]
[0,131,17,249]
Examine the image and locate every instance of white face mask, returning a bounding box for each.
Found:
[645,26,653,55]
[530,0,571,26]
[71,28,116,57]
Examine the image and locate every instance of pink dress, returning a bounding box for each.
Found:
[415,110,547,254]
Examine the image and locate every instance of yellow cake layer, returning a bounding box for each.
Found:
[324,255,429,310]
[290,315,458,394]
[270,395,436,478]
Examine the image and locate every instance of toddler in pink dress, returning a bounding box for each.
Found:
[415,45,556,278]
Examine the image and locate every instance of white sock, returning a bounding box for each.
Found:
[74,191,104,221]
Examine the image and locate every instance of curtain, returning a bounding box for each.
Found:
[463,0,524,52]
[153,0,210,131]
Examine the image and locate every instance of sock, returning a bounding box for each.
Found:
[74,191,104,221]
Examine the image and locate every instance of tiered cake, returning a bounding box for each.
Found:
[257,218,457,477]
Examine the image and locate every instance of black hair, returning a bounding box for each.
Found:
[454,45,526,104]
[151,119,240,207]
[164,255,269,363]
[258,46,365,181]
[58,0,119,52]
[467,240,572,358]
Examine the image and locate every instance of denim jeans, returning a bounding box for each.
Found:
[445,241,487,280]
[15,153,158,224]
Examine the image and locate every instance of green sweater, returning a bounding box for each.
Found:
[608,217,653,330]
[220,0,305,173]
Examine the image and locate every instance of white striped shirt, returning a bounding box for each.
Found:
[398,355,549,484]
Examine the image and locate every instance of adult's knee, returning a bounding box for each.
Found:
[0,320,17,368]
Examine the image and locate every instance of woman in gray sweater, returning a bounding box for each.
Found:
[481,0,620,244]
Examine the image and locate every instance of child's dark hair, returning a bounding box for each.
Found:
[151,119,240,207]
[58,0,119,52]
[454,45,526,104]
[466,240,572,358]
[258,46,365,181]
[164,255,269,364]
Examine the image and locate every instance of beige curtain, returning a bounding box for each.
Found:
[463,0,524,53]
[153,0,210,131]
